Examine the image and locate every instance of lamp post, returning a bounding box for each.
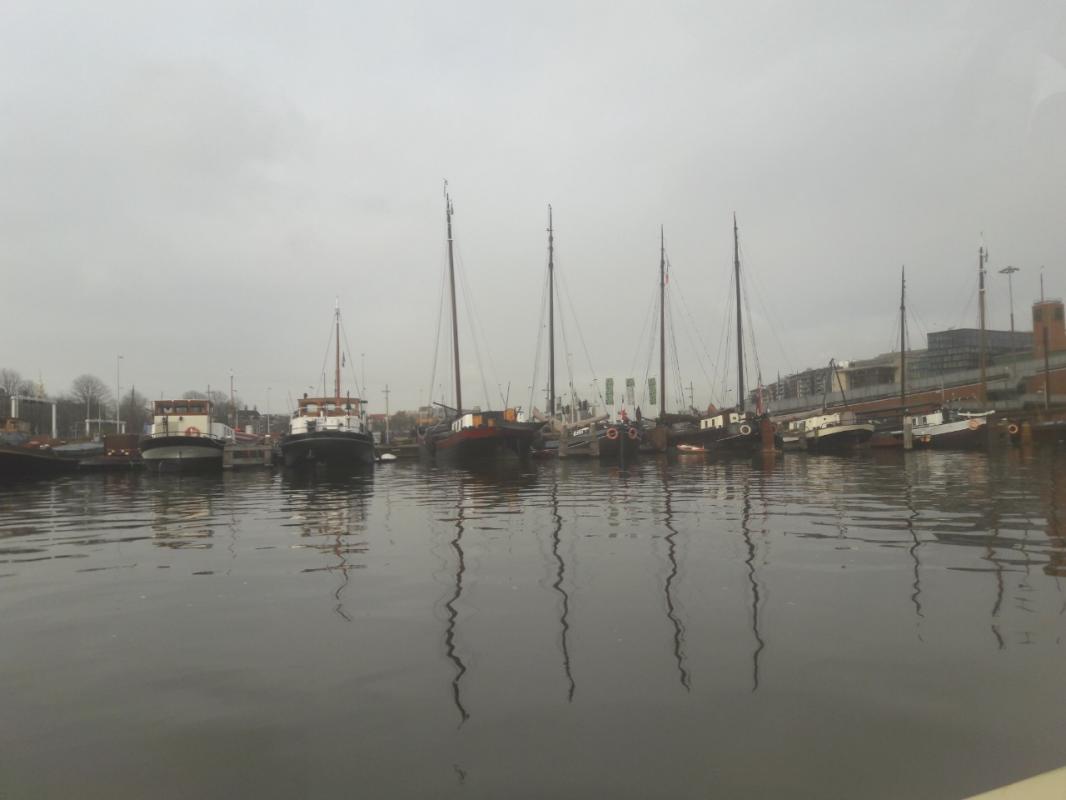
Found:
[999,265,1020,334]
[116,355,123,431]
[266,387,271,438]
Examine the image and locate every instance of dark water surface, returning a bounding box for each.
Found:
[2,449,1066,799]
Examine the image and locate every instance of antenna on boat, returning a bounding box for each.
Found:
[548,204,555,421]
[445,183,462,415]
[734,213,745,414]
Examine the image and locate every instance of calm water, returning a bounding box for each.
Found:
[2,449,1065,799]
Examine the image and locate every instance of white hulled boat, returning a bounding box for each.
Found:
[140,399,232,471]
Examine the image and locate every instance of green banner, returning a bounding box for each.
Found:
[605,378,614,406]
[625,378,635,406]
[648,377,657,406]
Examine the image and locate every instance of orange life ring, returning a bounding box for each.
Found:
[627,426,639,440]
[1007,423,1020,435]
[606,426,620,440]
[185,426,201,436]
[967,419,980,431]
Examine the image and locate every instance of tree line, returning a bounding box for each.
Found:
[0,368,248,439]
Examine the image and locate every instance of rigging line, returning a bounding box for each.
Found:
[670,268,720,377]
[669,317,685,413]
[315,312,337,395]
[740,237,797,375]
[557,270,605,409]
[628,282,659,380]
[740,261,764,389]
[668,267,725,408]
[554,276,578,397]
[528,267,551,413]
[338,316,363,400]
[717,266,736,404]
[453,243,497,409]
[427,244,449,408]
[954,274,979,331]
[677,307,723,409]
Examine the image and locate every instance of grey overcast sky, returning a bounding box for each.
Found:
[2,0,1064,416]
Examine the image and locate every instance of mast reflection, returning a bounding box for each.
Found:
[660,464,690,690]
[901,458,925,634]
[740,472,764,693]
[281,470,372,622]
[549,479,576,701]
[444,479,470,725]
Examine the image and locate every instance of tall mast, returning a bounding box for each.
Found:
[900,266,906,410]
[446,188,462,414]
[334,299,341,403]
[660,225,666,416]
[734,214,745,413]
[548,205,555,420]
[978,244,988,402]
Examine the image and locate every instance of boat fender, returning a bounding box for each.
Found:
[739,423,753,436]
[186,426,201,436]
[606,427,620,440]
[627,426,639,440]
[1007,423,1020,436]
[968,419,980,431]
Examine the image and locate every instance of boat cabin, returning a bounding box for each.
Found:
[289,396,367,435]
[148,400,234,441]
[450,408,528,433]
[699,411,741,431]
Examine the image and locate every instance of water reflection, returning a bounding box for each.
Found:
[3,452,1066,798]
[548,479,575,701]
[444,480,470,724]
[740,472,765,693]
[659,463,690,691]
[280,470,373,622]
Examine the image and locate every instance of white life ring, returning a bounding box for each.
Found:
[739,423,753,436]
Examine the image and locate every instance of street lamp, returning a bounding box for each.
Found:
[999,265,1020,334]
[266,387,271,437]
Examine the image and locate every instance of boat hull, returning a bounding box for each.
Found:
[280,431,376,468]
[420,424,537,465]
[805,424,875,453]
[140,435,226,472]
[596,425,641,462]
[911,420,988,450]
[0,445,79,481]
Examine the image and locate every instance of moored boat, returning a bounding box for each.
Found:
[418,186,540,465]
[908,409,992,449]
[140,399,232,472]
[798,412,875,453]
[280,303,375,470]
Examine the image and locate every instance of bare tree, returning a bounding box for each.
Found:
[119,388,151,433]
[0,368,32,397]
[70,374,112,419]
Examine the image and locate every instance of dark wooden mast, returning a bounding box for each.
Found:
[446,189,462,415]
[734,214,745,413]
[548,205,555,420]
[900,266,906,410]
[660,225,666,416]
